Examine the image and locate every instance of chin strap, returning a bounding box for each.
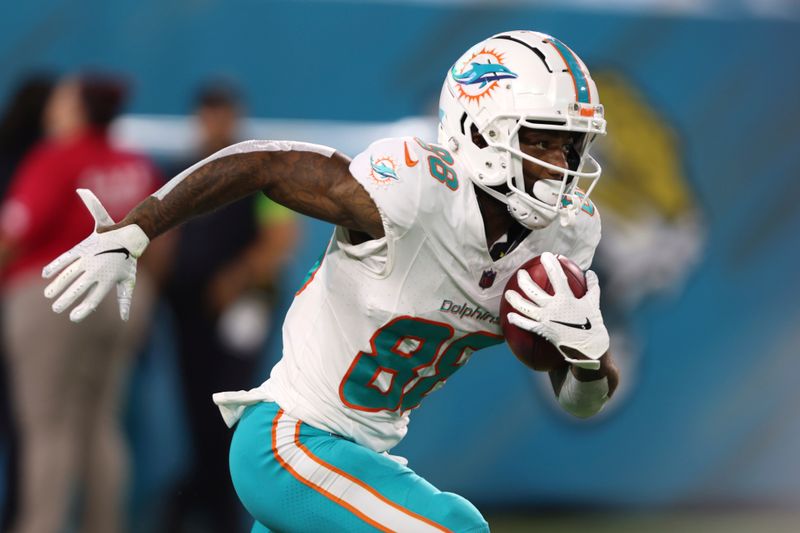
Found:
[506,193,554,229]
[506,187,565,229]
[473,175,577,230]
[558,202,579,227]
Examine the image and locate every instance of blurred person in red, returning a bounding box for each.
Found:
[0,72,55,532]
[160,80,298,533]
[0,73,167,533]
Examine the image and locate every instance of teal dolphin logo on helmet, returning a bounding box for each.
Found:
[449,47,517,105]
[451,62,518,88]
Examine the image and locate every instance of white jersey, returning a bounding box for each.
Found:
[213,137,601,452]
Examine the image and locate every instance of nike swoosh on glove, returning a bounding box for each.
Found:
[42,189,149,322]
[504,252,609,370]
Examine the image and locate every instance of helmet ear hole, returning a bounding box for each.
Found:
[469,123,488,149]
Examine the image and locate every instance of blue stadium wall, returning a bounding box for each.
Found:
[2,0,800,515]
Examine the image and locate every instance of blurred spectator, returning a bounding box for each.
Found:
[0,73,168,533]
[0,74,55,194]
[0,72,55,532]
[160,80,298,533]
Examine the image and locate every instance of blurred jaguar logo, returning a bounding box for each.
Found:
[561,71,706,414]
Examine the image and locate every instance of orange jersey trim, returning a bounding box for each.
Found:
[404,141,419,167]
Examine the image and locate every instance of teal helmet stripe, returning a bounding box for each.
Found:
[546,37,592,104]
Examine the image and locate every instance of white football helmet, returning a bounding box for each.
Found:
[439,30,606,229]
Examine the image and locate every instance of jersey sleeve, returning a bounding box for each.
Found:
[348,137,421,240]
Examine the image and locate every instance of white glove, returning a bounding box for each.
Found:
[42,189,149,322]
[504,252,609,370]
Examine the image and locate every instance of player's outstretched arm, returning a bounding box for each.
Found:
[43,140,383,322]
[109,140,384,240]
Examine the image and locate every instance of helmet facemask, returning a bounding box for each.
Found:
[449,108,604,229]
[498,114,603,229]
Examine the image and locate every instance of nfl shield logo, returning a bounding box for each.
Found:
[479,269,496,288]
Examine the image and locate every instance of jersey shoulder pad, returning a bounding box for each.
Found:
[349,137,426,237]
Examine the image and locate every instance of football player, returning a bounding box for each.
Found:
[42,31,619,532]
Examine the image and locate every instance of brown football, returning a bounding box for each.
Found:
[499,255,587,372]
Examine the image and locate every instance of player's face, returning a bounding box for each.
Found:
[517,128,574,190]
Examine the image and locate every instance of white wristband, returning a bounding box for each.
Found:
[115,224,150,257]
[558,371,609,419]
[152,139,336,200]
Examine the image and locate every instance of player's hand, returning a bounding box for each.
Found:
[504,252,609,369]
[42,189,149,322]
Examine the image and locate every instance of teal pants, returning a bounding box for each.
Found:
[229,402,489,532]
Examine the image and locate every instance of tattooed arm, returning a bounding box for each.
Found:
[42,141,383,322]
[106,141,384,239]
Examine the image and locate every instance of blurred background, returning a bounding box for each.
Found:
[1,0,799,532]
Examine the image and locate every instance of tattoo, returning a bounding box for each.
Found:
[103,150,384,240]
